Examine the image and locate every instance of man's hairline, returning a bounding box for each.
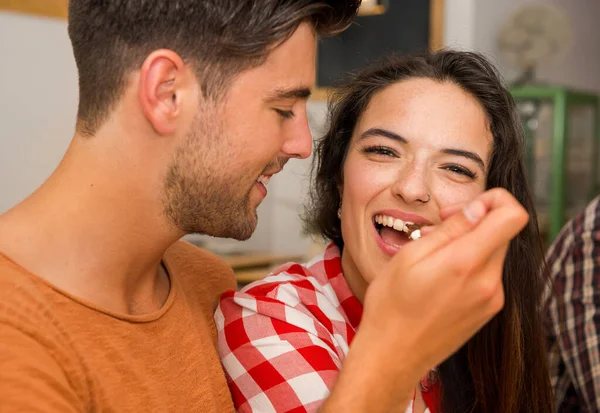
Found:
[76,18,323,134]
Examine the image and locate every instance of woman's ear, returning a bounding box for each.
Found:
[337,183,343,201]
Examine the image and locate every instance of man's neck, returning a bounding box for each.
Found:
[0,135,181,315]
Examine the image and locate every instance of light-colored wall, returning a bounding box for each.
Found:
[443,0,477,50]
[1,2,599,256]
[0,12,76,214]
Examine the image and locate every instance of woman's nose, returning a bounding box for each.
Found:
[391,165,430,205]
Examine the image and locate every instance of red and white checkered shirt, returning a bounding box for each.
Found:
[216,243,437,413]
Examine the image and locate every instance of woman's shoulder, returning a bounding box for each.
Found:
[225,243,351,307]
[216,243,361,340]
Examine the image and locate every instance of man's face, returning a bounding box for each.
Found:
[163,23,316,240]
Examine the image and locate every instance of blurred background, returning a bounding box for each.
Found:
[1,0,599,283]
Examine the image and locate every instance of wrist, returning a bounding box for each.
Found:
[323,324,422,412]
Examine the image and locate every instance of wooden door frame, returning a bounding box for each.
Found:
[0,0,68,19]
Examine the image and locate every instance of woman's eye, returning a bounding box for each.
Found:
[274,109,295,120]
[444,164,476,179]
[362,146,398,157]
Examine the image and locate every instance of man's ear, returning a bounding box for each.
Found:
[138,49,190,136]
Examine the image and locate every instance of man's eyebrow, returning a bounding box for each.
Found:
[441,148,486,171]
[359,128,408,144]
[265,87,312,102]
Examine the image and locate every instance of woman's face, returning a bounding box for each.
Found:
[340,78,493,293]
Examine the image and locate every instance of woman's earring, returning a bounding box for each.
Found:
[337,205,342,219]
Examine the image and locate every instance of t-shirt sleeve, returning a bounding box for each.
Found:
[215,280,345,413]
[0,323,84,413]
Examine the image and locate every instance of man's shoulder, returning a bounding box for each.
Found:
[0,254,81,369]
[0,254,55,327]
[546,196,600,288]
[548,196,600,257]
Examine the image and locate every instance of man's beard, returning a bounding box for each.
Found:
[161,115,257,240]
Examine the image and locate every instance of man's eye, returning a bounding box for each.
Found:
[362,146,397,157]
[274,109,295,119]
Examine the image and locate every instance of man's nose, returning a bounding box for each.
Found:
[281,115,313,159]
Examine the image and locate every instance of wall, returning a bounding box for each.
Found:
[0,12,76,214]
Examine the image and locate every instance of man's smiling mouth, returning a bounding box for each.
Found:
[256,175,272,186]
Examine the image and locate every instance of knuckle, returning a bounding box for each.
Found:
[508,205,529,228]
[478,277,502,302]
[489,187,506,196]
[488,289,505,314]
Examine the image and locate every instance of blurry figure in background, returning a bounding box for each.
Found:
[545,195,600,412]
[217,50,554,413]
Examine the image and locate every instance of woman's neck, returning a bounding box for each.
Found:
[339,246,369,303]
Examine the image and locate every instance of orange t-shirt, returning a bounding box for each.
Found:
[0,241,236,413]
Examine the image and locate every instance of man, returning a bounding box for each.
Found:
[545,195,600,412]
[0,1,529,412]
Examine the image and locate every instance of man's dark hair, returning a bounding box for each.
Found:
[68,0,360,135]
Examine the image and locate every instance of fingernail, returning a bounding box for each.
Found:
[463,200,485,223]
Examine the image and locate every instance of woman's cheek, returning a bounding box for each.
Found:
[433,182,483,210]
[346,162,393,198]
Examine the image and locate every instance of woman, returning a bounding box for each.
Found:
[216,50,553,412]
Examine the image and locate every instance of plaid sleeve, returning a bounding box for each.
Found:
[215,265,354,413]
[545,197,600,412]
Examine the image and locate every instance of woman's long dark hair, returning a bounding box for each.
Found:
[303,50,554,412]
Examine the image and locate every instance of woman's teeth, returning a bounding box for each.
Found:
[374,214,422,239]
[256,175,271,186]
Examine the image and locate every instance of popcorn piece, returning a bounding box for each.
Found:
[405,223,423,241]
[409,229,421,240]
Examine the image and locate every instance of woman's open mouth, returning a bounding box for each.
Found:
[373,214,423,252]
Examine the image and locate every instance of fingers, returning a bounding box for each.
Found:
[392,198,489,267]
[430,189,526,278]
[439,203,465,220]
[458,188,528,260]
[418,203,466,237]
[419,226,435,237]
[424,188,528,246]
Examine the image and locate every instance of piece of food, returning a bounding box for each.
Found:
[404,222,423,240]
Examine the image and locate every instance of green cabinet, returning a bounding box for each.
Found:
[510,86,600,242]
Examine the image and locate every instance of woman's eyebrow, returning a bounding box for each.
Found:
[442,148,485,171]
[359,128,408,144]
[360,128,486,171]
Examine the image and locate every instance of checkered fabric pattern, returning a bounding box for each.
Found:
[215,243,362,412]
[545,195,600,412]
[216,243,437,413]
